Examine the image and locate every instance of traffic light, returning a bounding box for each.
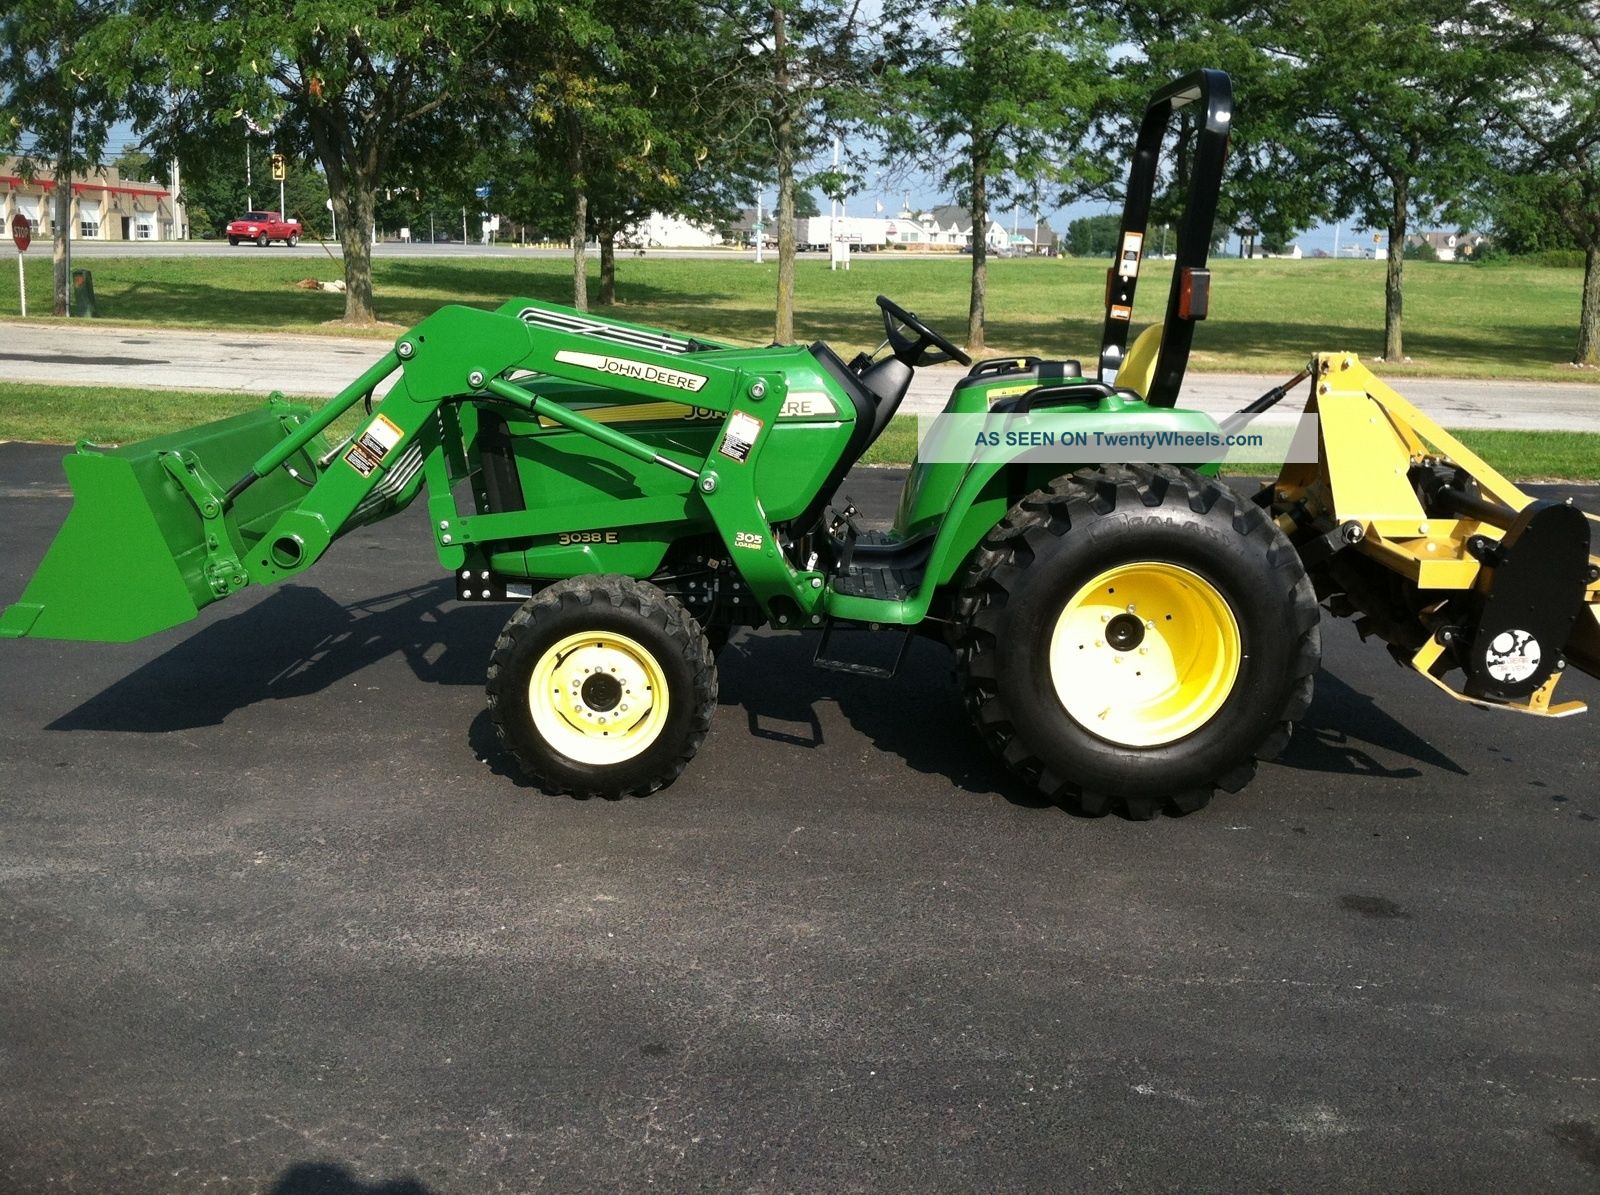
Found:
[270,153,286,182]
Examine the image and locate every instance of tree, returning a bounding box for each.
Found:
[154,128,331,238]
[717,0,874,342]
[880,0,1113,351]
[90,0,525,324]
[505,0,763,308]
[1260,225,1298,256]
[1067,212,1121,257]
[793,190,822,219]
[1263,0,1509,360]
[1495,1,1600,364]
[0,0,129,315]
[1105,1,1329,270]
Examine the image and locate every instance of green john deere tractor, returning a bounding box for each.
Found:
[6,71,1599,817]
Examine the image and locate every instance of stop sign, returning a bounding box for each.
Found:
[11,215,29,253]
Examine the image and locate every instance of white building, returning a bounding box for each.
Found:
[629,212,721,249]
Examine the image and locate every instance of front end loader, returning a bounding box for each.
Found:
[5,70,1597,818]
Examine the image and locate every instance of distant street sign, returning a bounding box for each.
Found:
[475,184,492,200]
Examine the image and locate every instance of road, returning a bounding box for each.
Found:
[2,443,1598,1193]
[62,240,872,261]
[4,322,1600,430]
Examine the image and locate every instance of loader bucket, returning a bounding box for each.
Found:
[1,401,328,642]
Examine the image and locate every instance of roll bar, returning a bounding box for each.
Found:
[1096,68,1233,408]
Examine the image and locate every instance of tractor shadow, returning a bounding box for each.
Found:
[714,630,1038,804]
[48,579,504,733]
[1273,669,1467,779]
[710,630,1471,807]
[268,1162,437,1195]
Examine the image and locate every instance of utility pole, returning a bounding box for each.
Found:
[829,136,840,271]
[170,156,184,239]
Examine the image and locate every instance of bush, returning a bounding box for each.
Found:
[1526,248,1586,269]
[1470,241,1512,266]
[1404,238,1439,261]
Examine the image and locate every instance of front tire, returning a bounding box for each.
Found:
[955,464,1320,818]
[228,236,240,246]
[487,576,717,798]
[256,232,269,247]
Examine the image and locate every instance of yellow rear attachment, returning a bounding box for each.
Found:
[1268,353,1600,718]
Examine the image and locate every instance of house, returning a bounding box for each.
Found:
[1408,230,1485,262]
[883,203,1010,251]
[720,207,771,246]
[2,157,187,241]
[1013,224,1060,255]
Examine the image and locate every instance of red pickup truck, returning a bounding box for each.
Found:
[226,211,301,247]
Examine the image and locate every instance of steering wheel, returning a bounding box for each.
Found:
[876,294,972,367]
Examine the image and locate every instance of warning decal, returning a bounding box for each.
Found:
[1117,230,1144,279]
[346,413,404,476]
[719,410,764,463]
[344,443,380,476]
[358,413,404,459]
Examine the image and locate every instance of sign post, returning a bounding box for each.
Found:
[11,214,30,318]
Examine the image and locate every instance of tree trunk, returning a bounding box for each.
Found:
[967,149,988,353]
[1384,176,1407,360]
[306,114,379,325]
[599,231,616,305]
[569,113,588,312]
[52,167,72,317]
[772,1,795,344]
[1577,243,1600,367]
[334,180,377,324]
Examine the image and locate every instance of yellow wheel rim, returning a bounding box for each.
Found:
[528,631,671,766]
[1049,563,1242,748]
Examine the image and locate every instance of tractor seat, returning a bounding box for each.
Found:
[807,342,913,453]
[789,342,915,538]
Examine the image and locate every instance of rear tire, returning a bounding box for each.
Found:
[287,233,299,247]
[954,464,1320,818]
[487,576,717,798]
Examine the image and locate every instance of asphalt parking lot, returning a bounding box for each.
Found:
[2,440,1598,1194]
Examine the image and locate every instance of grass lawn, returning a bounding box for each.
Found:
[2,251,1595,381]
[5,382,1598,483]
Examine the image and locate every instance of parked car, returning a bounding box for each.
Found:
[226,211,302,247]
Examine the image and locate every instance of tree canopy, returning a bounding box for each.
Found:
[880,0,1114,351]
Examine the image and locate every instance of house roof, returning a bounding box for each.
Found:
[928,204,972,232]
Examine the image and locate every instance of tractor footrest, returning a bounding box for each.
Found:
[827,530,933,601]
[830,563,914,601]
[811,619,912,679]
